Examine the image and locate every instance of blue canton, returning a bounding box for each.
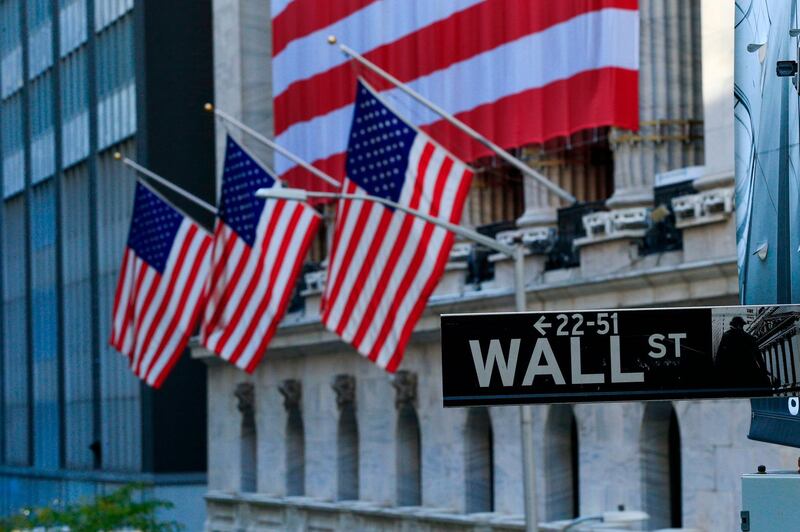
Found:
[219,136,276,246]
[346,81,417,206]
[127,182,183,274]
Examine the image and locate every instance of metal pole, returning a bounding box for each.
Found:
[515,247,538,532]
[114,152,219,215]
[287,190,514,256]
[328,37,576,205]
[205,103,341,189]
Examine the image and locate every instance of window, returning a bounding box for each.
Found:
[641,402,682,529]
[544,404,579,520]
[235,383,256,493]
[337,403,359,500]
[396,403,421,506]
[286,407,304,495]
[464,407,493,513]
[280,379,305,496]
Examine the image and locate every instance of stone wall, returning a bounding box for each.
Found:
[201,312,797,531]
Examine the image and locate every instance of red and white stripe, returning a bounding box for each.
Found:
[110,221,212,388]
[272,0,639,187]
[321,135,472,371]
[201,198,320,372]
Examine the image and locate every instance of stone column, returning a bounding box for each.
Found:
[517,147,564,228]
[694,0,734,191]
[607,0,704,208]
[212,0,273,181]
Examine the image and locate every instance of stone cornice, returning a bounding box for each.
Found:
[192,256,738,362]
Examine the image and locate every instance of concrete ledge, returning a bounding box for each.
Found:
[205,490,524,531]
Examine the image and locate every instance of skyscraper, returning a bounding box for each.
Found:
[0,1,214,527]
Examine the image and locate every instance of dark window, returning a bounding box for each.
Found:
[396,404,421,506]
[337,404,359,500]
[240,408,256,493]
[544,404,580,520]
[286,406,305,496]
[641,402,682,529]
[465,407,493,513]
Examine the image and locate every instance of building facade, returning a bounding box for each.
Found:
[0,1,214,528]
[202,2,799,531]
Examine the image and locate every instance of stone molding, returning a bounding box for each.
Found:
[391,371,418,410]
[278,379,302,411]
[574,207,651,247]
[191,256,739,361]
[205,490,525,530]
[332,374,356,410]
[671,187,734,229]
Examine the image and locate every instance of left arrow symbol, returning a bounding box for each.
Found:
[533,315,551,335]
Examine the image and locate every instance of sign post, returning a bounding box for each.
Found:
[442,305,800,407]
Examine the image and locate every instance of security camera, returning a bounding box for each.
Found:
[776,60,798,77]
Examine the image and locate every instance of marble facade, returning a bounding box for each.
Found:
[202,1,795,531]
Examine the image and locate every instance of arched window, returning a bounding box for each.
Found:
[286,408,305,495]
[544,404,579,520]
[337,405,359,500]
[394,371,421,506]
[641,402,682,529]
[235,383,256,493]
[280,379,305,496]
[333,374,358,501]
[396,404,421,505]
[465,407,493,513]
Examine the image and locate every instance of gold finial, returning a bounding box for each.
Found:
[113,152,122,161]
[327,35,337,45]
[203,102,214,112]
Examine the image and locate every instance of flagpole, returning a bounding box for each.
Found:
[260,189,515,256]
[114,152,218,215]
[203,103,341,189]
[327,36,577,205]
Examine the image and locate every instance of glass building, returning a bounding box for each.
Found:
[0,1,214,527]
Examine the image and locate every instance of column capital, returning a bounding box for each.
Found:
[391,370,418,409]
[332,374,356,410]
[234,382,255,417]
[278,379,302,411]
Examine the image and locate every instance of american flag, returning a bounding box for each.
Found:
[110,181,212,388]
[321,80,472,371]
[271,0,639,189]
[201,136,321,372]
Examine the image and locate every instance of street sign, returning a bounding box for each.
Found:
[441,304,800,407]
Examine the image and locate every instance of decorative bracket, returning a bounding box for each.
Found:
[234,382,255,417]
[332,374,356,410]
[391,370,418,409]
[279,379,302,411]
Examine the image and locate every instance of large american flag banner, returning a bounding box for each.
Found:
[110,182,212,388]
[322,80,472,371]
[271,0,639,189]
[202,136,321,372]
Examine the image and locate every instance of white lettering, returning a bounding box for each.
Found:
[610,335,644,383]
[668,333,687,358]
[648,334,667,358]
[469,339,520,387]
[570,337,604,384]
[522,338,565,385]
